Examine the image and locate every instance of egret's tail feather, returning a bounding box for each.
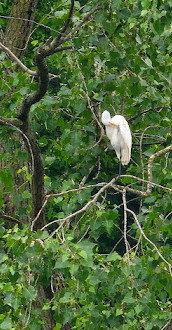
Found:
[121,146,130,165]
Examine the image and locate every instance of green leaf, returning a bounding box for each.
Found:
[3,283,14,292]
[23,286,36,301]
[54,324,62,330]
[42,300,50,311]
[22,190,32,199]
[145,57,152,67]
[135,304,142,315]
[0,317,12,329]
[78,250,87,259]
[59,292,71,303]
[54,196,63,204]
[136,34,142,44]
[116,308,123,316]
[106,252,121,262]
[45,156,56,165]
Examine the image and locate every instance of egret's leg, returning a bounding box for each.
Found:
[119,149,122,176]
[119,161,121,176]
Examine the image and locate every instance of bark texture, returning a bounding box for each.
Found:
[3,0,38,59]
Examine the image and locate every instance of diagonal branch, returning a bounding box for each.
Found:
[128,106,170,123]
[127,208,172,276]
[0,210,24,225]
[122,189,130,265]
[40,177,118,234]
[0,116,22,127]
[0,42,62,77]
[147,144,172,195]
[42,6,101,56]
[56,0,75,43]
[0,42,37,75]
[60,6,101,45]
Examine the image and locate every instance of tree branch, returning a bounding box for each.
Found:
[31,181,110,230]
[56,0,75,43]
[122,189,130,265]
[127,208,172,276]
[128,106,170,123]
[18,48,49,121]
[60,6,101,45]
[0,210,24,225]
[0,42,37,75]
[0,116,22,127]
[147,144,172,195]
[40,177,118,235]
[119,175,172,195]
[41,6,101,56]
[0,41,65,78]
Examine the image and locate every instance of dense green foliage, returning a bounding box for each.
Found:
[0,0,172,329]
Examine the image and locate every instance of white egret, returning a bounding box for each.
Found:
[101,110,132,173]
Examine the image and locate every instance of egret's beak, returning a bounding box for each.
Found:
[109,122,117,126]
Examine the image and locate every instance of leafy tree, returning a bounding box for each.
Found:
[0,0,171,329]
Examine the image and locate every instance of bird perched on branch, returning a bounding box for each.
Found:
[101,110,132,174]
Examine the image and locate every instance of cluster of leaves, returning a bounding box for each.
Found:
[0,225,171,329]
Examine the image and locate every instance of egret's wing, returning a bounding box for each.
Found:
[119,118,132,165]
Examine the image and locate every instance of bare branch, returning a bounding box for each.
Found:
[0,42,37,75]
[0,116,35,174]
[56,0,75,43]
[0,210,24,225]
[54,45,73,53]
[0,116,22,127]
[0,42,65,78]
[128,106,170,123]
[112,183,144,197]
[0,15,59,33]
[31,182,108,230]
[147,144,172,195]
[139,126,156,185]
[43,6,101,56]
[119,175,172,194]
[41,177,117,233]
[122,189,130,265]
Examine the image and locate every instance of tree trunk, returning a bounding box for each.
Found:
[3,0,38,59]
[1,0,45,227]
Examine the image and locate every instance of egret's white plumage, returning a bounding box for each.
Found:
[101,110,132,165]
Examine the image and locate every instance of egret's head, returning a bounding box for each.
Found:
[101,110,111,126]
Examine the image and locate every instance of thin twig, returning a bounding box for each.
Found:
[56,0,75,42]
[161,320,172,330]
[122,189,130,265]
[147,144,172,195]
[129,106,170,123]
[0,118,35,175]
[31,182,108,230]
[127,208,172,276]
[0,210,23,224]
[74,48,104,148]
[0,15,59,33]
[41,177,117,233]
[139,126,157,185]
[77,225,90,243]
[119,175,172,194]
